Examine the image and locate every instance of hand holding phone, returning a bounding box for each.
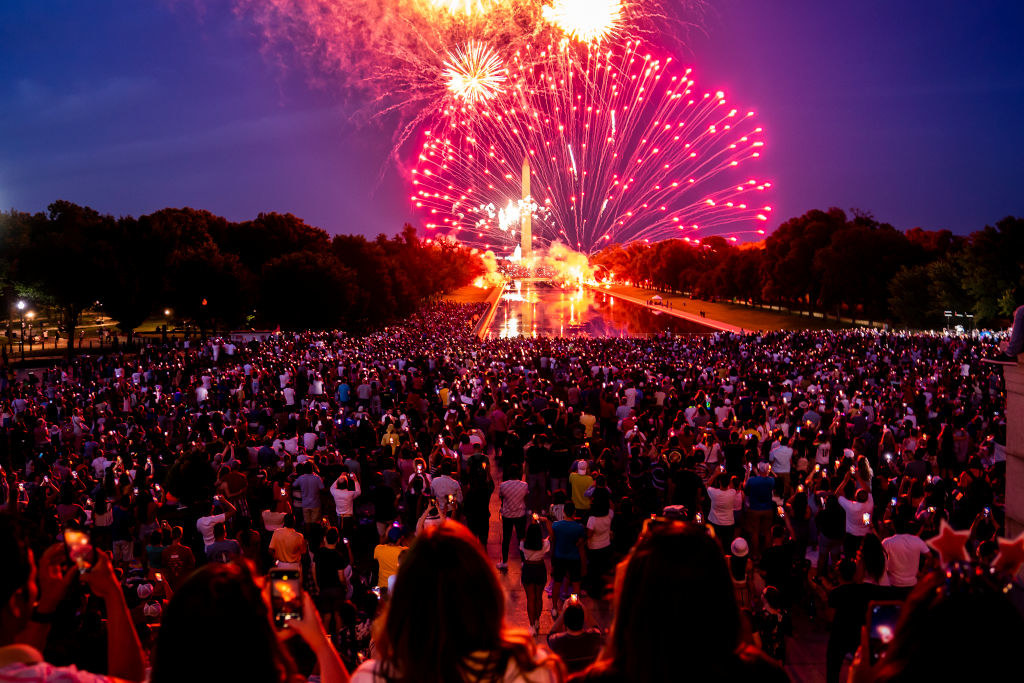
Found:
[64,526,97,574]
[269,568,302,629]
[866,601,902,664]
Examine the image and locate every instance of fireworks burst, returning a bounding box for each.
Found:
[412,41,771,255]
[444,41,508,104]
[543,0,624,44]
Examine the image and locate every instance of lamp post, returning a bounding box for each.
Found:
[16,300,25,361]
[943,310,953,330]
[25,311,34,354]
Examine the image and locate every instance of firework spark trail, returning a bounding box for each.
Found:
[230,1,702,138]
[411,40,770,255]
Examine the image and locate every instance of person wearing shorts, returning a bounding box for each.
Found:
[520,517,551,635]
[550,501,586,618]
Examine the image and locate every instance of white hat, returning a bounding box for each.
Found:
[730,537,749,558]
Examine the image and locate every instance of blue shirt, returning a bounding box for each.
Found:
[295,473,325,509]
[552,519,586,560]
[745,476,776,511]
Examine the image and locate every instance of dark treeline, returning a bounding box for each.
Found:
[0,200,483,343]
[592,208,1024,329]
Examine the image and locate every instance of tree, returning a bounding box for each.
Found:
[959,217,1024,324]
[17,201,113,356]
[259,251,358,329]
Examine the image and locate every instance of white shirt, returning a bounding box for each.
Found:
[707,486,741,526]
[838,495,874,536]
[330,478,361,516]
[196,513,226,548]
[882,533,930,587]
[586,511,614,550]
[430,475,463,513]
[769,445,794,474]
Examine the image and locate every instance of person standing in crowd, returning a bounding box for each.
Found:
[373,525,406,595]
[568,463,594,516]
[351,522,563,683]
[881,507,932,593]
[836,470,873,556]
[520,516,551,636]
[294,462,325,528]
[498,464,530,572]
[707,466,742,547]
[745,463,776,557]
[550,502,586,618]
[330,472,361,533]
[572,521,786,682]
[0,516,146,682]
[151,562,349,683]
[547,597,605,675]
[269,513,307,569]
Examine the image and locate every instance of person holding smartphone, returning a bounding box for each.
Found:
[151,562,349,683]
[0,516,146,682]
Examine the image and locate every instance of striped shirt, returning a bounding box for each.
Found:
[499,479,529,518]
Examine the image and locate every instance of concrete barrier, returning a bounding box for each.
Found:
[473,286,504,339]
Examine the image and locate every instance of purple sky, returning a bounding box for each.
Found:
[1,1,1022,238]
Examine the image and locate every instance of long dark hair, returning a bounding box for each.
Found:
[373,521,563,683]
[874,568,1024,681]
[590,522,742,681]
[151,563,297,683]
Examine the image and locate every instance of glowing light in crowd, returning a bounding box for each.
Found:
[444,41,507,104]
[543,0,623,43]
[412,41,770,254]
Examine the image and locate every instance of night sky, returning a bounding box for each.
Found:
[1,0,1022,239]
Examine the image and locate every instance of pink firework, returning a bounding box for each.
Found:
[411,40,771,255]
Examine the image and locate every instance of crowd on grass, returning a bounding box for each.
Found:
[0,297,1022,683]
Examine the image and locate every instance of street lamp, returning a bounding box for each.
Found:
[943,310,953,329]
[25,311,34,353]
[15,300,27,361]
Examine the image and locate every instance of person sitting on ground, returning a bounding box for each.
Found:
[351,521,564,682]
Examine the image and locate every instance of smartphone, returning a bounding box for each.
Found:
[64,526,97,574]
[269,568,302,629]
[867,601,902,663]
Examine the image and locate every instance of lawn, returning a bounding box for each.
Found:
[604,285,857,332]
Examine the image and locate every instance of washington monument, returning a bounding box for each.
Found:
[521,155,532,264]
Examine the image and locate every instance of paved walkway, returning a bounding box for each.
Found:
[585,285,744,334]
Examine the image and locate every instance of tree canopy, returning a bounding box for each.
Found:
[0,201,484,343]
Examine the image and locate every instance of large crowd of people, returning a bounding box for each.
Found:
[0,296,1021,683]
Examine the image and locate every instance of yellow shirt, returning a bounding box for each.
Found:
[374,543,406,588]
[569,473,595,511]
[579,413,597,438]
